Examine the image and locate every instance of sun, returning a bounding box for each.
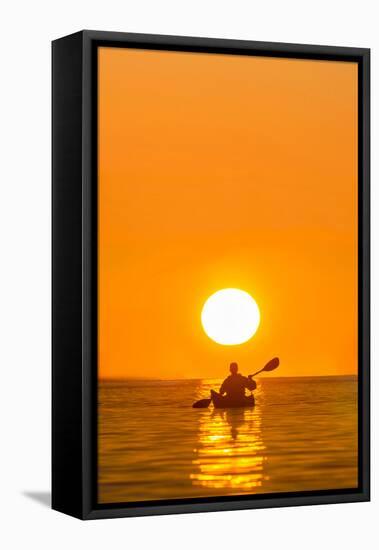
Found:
[201,288,260,345]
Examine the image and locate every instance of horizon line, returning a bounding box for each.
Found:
[99,373,358,382]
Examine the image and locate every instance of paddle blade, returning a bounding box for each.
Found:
[263,357,280,372]
[192,398,211,409]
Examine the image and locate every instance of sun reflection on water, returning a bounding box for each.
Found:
[191,381,269,492]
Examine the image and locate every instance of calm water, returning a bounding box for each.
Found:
[98,376,358,503]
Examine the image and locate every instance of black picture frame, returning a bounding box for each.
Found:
[52,30,370,520]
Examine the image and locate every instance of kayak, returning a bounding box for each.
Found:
[210,390,255,409]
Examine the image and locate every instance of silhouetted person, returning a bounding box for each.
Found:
[218,362,256,399]
[210,363,256,407]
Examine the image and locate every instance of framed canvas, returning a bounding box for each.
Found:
[52,30,370,520]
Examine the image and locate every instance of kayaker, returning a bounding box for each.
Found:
[218,362,256,400]
[193,358,279,409]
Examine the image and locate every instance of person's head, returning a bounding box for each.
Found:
[229,362,238,375]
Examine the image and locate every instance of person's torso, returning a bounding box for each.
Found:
[224,374,247,397]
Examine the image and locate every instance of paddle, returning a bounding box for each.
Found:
[192,357,280,408]
[248,356,280,379]
[192,397,213,409]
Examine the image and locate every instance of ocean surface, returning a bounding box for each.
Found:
[98,376,358,504]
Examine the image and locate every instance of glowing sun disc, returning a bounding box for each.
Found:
[201,288,260,345]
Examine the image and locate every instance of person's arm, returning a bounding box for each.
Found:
[245,376,257,391]
[219,379,227,395]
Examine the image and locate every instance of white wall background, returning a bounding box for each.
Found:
[0,1,376,548]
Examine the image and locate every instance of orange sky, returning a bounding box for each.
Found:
[98,47,357,379]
